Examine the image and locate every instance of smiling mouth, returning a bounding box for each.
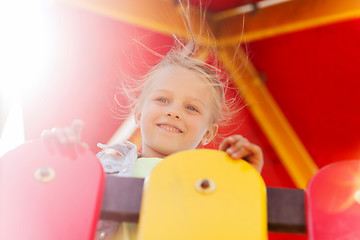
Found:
[157,124,183,133]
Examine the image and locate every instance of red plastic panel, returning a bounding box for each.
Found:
[307,160,360,239]
[0,139,105,239]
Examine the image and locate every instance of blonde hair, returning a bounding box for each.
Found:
[114,1,242,130]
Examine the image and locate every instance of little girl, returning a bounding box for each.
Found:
[42,45,263,239]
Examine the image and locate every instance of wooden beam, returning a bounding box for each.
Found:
[215,0,360,44]
[267,187,305,233]
[101,176,306,234]
[60,0,216,46]
[101,176,144,222]
[217,45,318,189]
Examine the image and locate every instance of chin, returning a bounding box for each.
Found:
[158,147,184,157]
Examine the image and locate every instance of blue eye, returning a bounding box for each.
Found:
[186,105,198,112]
[156,97,168,103]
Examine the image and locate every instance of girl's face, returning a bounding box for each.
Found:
[135,65,218,158]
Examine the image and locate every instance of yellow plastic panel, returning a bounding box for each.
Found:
[138,149,267,240]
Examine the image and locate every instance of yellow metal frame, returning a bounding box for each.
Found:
[215,0,360,44]
[217,45,318,188]
[61,0,216,46]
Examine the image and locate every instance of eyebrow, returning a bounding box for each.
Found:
[188,97,206,108]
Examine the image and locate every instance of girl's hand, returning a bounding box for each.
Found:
[41,119,88,149]
[218,135,263,173]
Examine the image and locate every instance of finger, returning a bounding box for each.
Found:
[51,128,67,144]
[41,129,51,139]
[218,139,231,152]
[242,142,262,159]
[225,136,249,154]
[242,143,264,170]
[72,119,84,142]
[218,136,237,151]
[230,147,252,160]
[64,127,77,143]
[80,142,89,149]
[56,126,80,157]
[41,129,57,153]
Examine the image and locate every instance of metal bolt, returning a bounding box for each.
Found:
[34,167,55,182]
[195,178,216,194]
[200,179,210,189]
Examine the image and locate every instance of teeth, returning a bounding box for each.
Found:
[158,124,181,133]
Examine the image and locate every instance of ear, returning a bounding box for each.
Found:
[201,124,218,146]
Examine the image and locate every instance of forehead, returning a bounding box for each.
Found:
[150,65,212,92]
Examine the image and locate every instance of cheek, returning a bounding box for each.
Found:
[188,117,211,136]
[140,104,160,126]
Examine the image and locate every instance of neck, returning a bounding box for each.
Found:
[141,145,168,159]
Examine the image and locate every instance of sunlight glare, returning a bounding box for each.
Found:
[0,0,53,156]
[0,100,25,157]
[0,0,52,98]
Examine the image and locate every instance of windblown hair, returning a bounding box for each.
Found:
[114,0,242,129]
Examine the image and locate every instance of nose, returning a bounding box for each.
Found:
[165,102,182,119]
[167,112,180,119]
[166,110,181,119]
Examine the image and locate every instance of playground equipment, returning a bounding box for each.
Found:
[1,139,359,239]
[0,140,105,239]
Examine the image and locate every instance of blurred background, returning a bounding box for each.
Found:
[1,0,360,238]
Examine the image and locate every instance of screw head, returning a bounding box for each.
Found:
[34,167,55,182]
[200,179,210,189]
[195,178,216,194]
